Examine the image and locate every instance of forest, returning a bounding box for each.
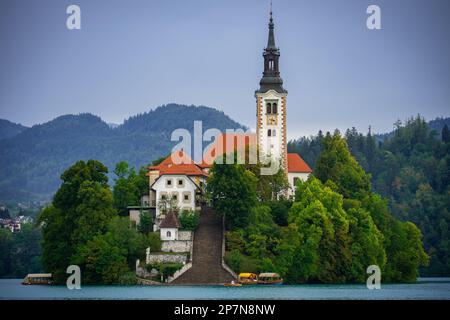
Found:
[288,116,450,276]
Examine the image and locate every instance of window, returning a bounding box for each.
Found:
[269,59,274,70]
[272,103,277,114]
[166,178,173,187]
[161,194,167,200]
[167,231,171,238]
[183,192,191,203]
[272,129,276,137]
[178,179,183,186]
[266,103,271,114]
[173,194,177,201]
[293,177,300,186]
[268,129,272,137]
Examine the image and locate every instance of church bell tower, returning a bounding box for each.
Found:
[255,6,288,170]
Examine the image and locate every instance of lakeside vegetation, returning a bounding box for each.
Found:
[214,131,429,283]
[0,114,448,281]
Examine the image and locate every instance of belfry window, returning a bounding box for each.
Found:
[268,129,272,137]
[266,103,272,114]
[167,231,171,238]
[272,103,277,114]
[269,59,275,71]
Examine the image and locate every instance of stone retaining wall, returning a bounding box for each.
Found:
[162,240,192,253]
[147,253,187,264]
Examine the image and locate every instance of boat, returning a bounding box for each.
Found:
[257,273,283,285]
[224,281,242,287]
[22,273,53,285]
[238,273,258,285]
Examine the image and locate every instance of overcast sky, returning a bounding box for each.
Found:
[0,0,449,138]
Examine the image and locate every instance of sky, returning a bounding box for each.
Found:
[0,0,449,138]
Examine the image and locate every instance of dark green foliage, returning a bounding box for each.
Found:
[138,211,153,234]
[0,224,43,278]
[0,104,245,203]
[179,210,200,231]
[73,217,147,284]
[442,124,450,143]
[113,161,142,215]
[38,160,117,283]
[146,232,162,252]
[207,160,258,230]
[288,116,449,276]
[266,199,292,226]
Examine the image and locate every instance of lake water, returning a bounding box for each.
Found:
[0,278,449,300]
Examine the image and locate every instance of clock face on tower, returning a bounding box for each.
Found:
[267,115,278,126]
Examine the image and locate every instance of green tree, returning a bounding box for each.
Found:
[138,211,153,234]
[0,228,13,277]
[442,124,450,143]
[113,161,140,216]
[179,210,200,231]
[73,217,146,284]
[315,131,371,200]
[207,159,257,229]
[38,160,117,283]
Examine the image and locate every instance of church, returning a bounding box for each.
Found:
[130,9,312,237]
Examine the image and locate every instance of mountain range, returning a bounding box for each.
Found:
[0,104,448,205]
[0,104,245,203]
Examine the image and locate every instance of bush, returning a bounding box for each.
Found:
[225,250,259,274]
[145,262,183,281]
[118,271,138,285]
[179,210,200,231]
[146,232,162,252]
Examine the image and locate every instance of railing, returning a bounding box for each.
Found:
[221,216,238,279]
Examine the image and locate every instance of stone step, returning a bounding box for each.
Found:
[170,207,234,285]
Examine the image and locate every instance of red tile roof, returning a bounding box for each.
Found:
[203,133,257,164]
[148,150,208,177]
[287,153,312,173]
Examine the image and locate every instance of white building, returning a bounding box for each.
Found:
[159,211,181,241]
[147,150,208,230]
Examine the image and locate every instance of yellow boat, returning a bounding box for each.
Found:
[238,273,258,285]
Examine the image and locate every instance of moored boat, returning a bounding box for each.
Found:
[22,273,53,285]
[224,281,242,287]
[257,273,283,285]
[238,273,258,285]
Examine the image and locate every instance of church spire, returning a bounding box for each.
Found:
[257,2,287,94]
[267,1,276,50]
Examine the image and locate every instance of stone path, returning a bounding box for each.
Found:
[170,207,235,285]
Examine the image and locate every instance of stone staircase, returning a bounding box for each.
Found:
[170,207,235,285]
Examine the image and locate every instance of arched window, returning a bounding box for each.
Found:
[266,103,271,114]
[268,129,272,137]
[272,129,276,137]
[272,103,278,114]
[269,59,274,70]
[167,231,171,238]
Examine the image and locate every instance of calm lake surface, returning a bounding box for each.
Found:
[1,278,449,300]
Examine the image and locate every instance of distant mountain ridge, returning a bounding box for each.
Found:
[0,104,246,203]
[0,106,447,204]
[0,119,28,140]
